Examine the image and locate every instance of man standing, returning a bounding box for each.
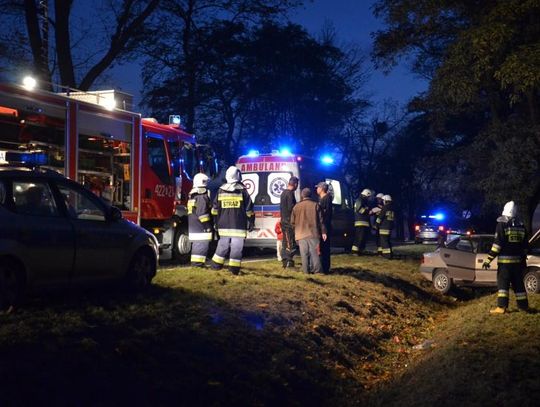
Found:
[352,189,372,255]
[291,188,327,274]
[211,166,254,275]
[371,193,384,255]
[316,181,333,274]
[188,173,213,267]
[280,176,299,268]
[375,195,394,258]
[483,201,530,314]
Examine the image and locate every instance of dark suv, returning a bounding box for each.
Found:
[0,167,158,310]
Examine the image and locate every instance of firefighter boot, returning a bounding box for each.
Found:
[229,266,240,275]
[489,307,506,314]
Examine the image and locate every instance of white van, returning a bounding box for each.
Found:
[236,151,354,249]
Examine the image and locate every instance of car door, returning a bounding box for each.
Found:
[55,181,132,282]
[474,236,497,283]
[441,237,476,281]
[11,179,75,286]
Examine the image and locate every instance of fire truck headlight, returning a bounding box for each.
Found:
[22,76,37,91]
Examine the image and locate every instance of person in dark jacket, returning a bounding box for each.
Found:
[483,201,530,314]
[316,181,333,273]
[352,189,372,255]
[375,194,394,258]
[211,166,254,275]
[280,176,299,268]
[291,188,327,274]
[188,173,213,267]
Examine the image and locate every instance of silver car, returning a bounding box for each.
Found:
[0,168,159,310]
[420,233,540,294]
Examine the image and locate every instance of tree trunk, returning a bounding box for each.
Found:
[24,0,52,87]
[54,0,76,88]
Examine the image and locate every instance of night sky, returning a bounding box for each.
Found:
[107,0,427,113]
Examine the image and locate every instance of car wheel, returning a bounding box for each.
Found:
[0,260,24,310]
[524,270,539,294]
[173,226,191,264]
[433,269,452,295]
[126,250,155,290]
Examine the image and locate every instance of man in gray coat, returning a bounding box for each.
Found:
[291,188,327,274]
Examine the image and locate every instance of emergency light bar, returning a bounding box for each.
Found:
[0,150,48,166]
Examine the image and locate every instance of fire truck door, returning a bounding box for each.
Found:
[57,183,129,281]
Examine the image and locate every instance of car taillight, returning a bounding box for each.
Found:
[438,226,444,231]
[415,225,420,231]
[466,230,471,236]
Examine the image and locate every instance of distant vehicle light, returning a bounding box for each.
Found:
[415,225,420,231]
[321,155,334,165]
[22,76,37,91]
[247,150,259,157]
[169,115,181,125]
[438,225,445,231]
[466,231,471,236]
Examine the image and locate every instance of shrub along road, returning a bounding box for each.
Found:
[0,250,538,406]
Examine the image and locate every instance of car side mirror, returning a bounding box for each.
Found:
[108,206,122,221]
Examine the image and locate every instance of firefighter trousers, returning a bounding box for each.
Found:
[212,237,245,274]
[379,232,392,258]
[352,226,369,254]
[497,263,528,309]
[190,241,210,266]
[281,223,296,263]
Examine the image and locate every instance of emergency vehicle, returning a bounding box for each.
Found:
[0,81,218,261]
[236,150,354,249]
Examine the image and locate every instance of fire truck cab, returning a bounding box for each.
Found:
[236,150,354,250]
[0,82,218,261]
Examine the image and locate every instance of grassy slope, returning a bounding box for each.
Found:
[0,249,538,406]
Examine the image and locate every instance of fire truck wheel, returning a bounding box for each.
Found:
[0,259,25,311]
[126,250,155,290]
[173,227,191,263]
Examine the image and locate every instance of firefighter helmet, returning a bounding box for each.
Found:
[382,194,392,203]
[226,166,242,183]
[502,201,517,218]
[193,173,209,189]
[376,193,384,199]
[361,189,372,198]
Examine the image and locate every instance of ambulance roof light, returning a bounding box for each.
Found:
[279,148,292,156]
[321,155,334,165]
[247,150,259,157]
[22,76,37,91]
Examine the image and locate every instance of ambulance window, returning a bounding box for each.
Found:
[147,136,172,184]
[267,172,291,204]
[326,179,342,206]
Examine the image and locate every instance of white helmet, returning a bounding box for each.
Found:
[193,173,209,189]
[225,166,241,183]
[382,194,392,203]
[361,189,372,198]
[376,193,384,199]
[502,201,517,218]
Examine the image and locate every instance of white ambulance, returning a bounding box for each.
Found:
[236,150,354,249]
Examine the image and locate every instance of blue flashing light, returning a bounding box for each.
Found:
[247,150,259,157]
[321,155,334,165]
[433,213,445,221]
[279,148,292,156]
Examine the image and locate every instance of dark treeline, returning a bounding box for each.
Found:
[1,0,539,232]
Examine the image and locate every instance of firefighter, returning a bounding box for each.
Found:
[352,189,372,255]
[482,201,530,314]
[211,166,254,275]
[375,194,394,258]
[371,193,384,255]
[188,173,213,267]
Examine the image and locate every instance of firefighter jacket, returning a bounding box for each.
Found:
[354,198,370,228]
[188,188,213,241]
[211,182,254,238]
[487,217,528,264]
[375,203,394,236]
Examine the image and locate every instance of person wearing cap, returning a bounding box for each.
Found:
[353,189,372,255]
[375,194,394,258]
[211,166,254,275]
[316,181,333,273]
[291,188,327,274]
[187,173,213,267]
[280,176,299,268]
[371,193,385,255]
[483,201,530,314]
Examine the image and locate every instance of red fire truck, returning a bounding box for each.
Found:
[0,82,218,261]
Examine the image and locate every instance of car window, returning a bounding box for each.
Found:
[13,181,59,217]
[477,238,493,254]
[455,238,473,252]
[326,179,342,205]
[57,184,106,221]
